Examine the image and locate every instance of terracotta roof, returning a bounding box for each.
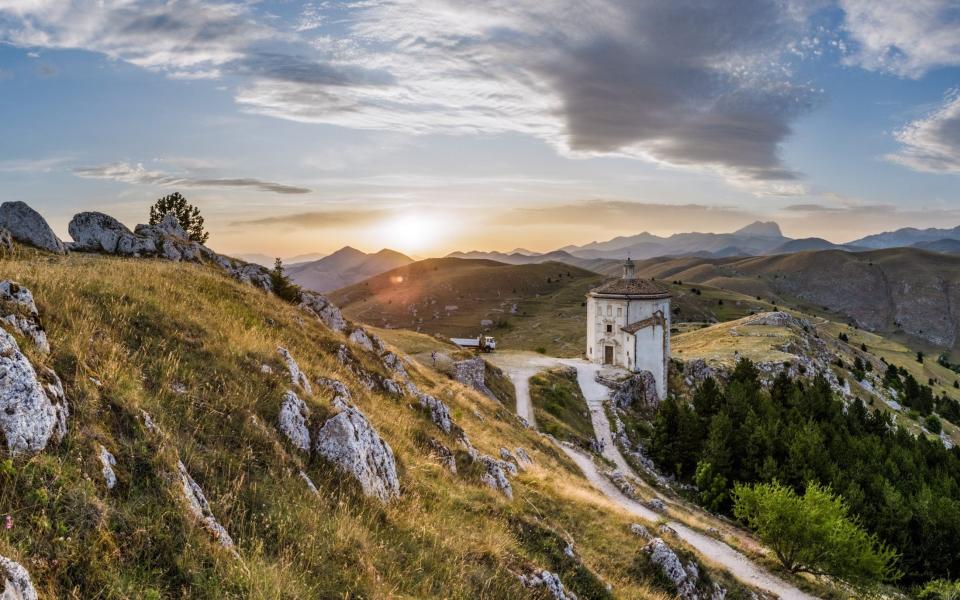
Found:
[589,277,671,298]
[621,313,666,334]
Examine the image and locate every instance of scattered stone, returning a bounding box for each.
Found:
[518,570,578,600]
[0,330,69,454]
[682,359,715,388]
[260,364,273,375]
[0,201,66,254]
[480,319,494,328]
[299,470,320,495]
[643,538,697,600]
[0,280,49,353]
[472,409,484,421]
[68,212,156,256]
[170,381,188,395]
[140,410,159,434]
[564,543,576,559]
[381,351,409,380]
[478,455,513,500]
[427,438,457,473]
[706,527,722,539]
[98,444,117,489]
[314,407,400,503]
[499,447,514,461]
[658,524,678,537]
[277,390,311,452]
[278,347,312,394]
[514,447,534,470]
[630,523,652,539]
[177,460,235,549]
[452,357,495,398]
[0,555,39,600]
[646,498,667,513]
[299,291,347,332]
[416,392,452,433]
[317,376,352,410]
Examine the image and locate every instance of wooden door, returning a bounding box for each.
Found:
[604,345,613,365]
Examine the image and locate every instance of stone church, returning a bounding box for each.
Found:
[586,258,671,399]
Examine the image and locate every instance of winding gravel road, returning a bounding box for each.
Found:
[500,353,816,600]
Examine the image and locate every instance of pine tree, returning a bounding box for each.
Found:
[148,192,209,243]
[269,258,302,304]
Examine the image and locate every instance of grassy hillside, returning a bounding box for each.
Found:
[330,258,605,356]
[529,368,595,449]
[0,249,709,599]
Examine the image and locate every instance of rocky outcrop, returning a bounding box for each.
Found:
[299,470,320,495]
[68,212,156,256]
[478,455,513,500]
[452,357,494,398]
[317,376,352,410]
[0,228,13,256]
[0,280,49,353]
[514,447,534,471]
[348,327,379,352]
[416,392,452,433]
[644,538,697,599]
[0,329,68,454]
[0,555,38,600]
[99,444,118,489]
[299,291,346,332]
[428,438,457,473]
[278,347,312,394]
[278,391,311,452]
[518,570,578,600]
[611,371,660,413]
[630,523,652,539]
[177,460,235,549]
[133,215,203,261]
[0,201,66,254]
[682,359,715,388]
[314,407,400,503]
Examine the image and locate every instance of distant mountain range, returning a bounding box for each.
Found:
[850,225,960,250]
[235,252,328,267]
[287,246,413,292]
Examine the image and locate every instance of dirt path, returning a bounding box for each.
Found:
[486,351,564,427]
[501,355,816,600]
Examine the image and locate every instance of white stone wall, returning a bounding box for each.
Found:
[586,296,630,366]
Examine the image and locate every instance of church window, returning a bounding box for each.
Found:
[606,324,612,333]
[617,307,622,317]
[606,305,612,316]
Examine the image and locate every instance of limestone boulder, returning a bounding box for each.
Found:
[0,555,38,600]
[68,212,156,256]
[98,444,118,489]
[0,329,68,454]
[416,392,452,433]
[278,347,312,394]
[299,291,346,332]
[0,201,66,254]
[278,390,311,452]
[0,280,49,353]
[348,327,376,352]
[514,447,534,471]
[518,570,578,600]
[314,407,400,503]
[177,460,235,549]
[0,228,13,256]
[317,376,352,410]
[478,455,513,500]
[612,370,660,413]
[643,538,697,600]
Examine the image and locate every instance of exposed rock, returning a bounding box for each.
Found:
[381,351,409,381]
[278,347,312,394]
[170,381,187,395]
[277,390,311,452]
[646,498,667,513]
[658,524,678,538]
[299,291,347,332]
[177,460,234,549]
[68,212,156,256]
[452,357,494,398]
[0,555,38,600]
[564,543,576,559]
[416,392,452,433]
[514,447,534,470]
[427,438,457,473]
[317,376,352,410]
[0,280,49,353]
[499,447,514,462]
[478,455,513,500]
[260,364,273,375]
[348,327,376,352]
[480,319,493,328]
[132,214,203,262]
[140,410,159,434]
[0,201,66,254]
[612,370,660,412]
[98,444,117,489]
[299,470,320,495]
[314,407,400,503]
[0,228,12,256]
[682,359,715,388]
[0,330,68,454]
[630,523,652,539]
[643,538,697,600]
[518,570,578,600]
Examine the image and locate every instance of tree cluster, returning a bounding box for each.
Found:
[647,359,960,585]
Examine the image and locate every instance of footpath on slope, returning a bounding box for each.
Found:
[500,353,817,600]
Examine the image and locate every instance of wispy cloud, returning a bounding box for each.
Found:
[231,208,391,228]
[73,162,311,194]
[497,199,759,231]
[886,90,960,174]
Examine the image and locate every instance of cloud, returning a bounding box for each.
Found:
[231,208,391,228]
[886,91,960,173]
[0,0,827,194]
[839,0,960,78]
[73,162,310,194]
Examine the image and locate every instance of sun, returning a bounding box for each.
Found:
[378,213,446,254]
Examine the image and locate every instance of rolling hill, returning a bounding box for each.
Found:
[851,224,960,249]
[288,246,413,292]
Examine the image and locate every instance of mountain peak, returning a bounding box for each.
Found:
[734,221,783,238]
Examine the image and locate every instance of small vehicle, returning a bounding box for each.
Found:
[450,335,497,352]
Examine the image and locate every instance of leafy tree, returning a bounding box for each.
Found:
[918,580,960,600]
[695,461,728,513]
[733,481,900,583]
[269,258,302,304]
[149,192,209,243]
[925,414,942,435]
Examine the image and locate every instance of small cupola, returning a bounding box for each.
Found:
[622,256,636,280]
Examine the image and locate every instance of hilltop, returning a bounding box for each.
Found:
[288,246,413,292]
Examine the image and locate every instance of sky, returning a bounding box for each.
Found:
[1,0,960,257]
